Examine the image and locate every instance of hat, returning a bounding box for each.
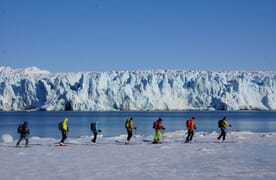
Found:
[158,117,162,121]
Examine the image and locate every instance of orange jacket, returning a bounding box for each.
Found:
[186,118,195,131]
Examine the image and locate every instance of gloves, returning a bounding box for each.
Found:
[98,129,102,133]
[194,125,197,130]
[162,128,166,130]
[134,127,137,129]
[229,124,232,127]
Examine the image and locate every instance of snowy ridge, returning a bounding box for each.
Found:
[0,66,50,76]
[0,67,276,111]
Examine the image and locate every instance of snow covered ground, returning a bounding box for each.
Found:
[1,130,276,180]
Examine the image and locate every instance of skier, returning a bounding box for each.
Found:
[217,116,232,142]
[16,121,30,147]
[59,117,69,146]
[91,120,102,144]
[125,117,136,144]
[186,117,196,143]
[153,118,165,144]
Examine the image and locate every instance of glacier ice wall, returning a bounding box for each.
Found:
[0,67,276,111]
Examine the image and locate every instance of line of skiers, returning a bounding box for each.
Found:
[184,116,232,143]
[125,116,231,144]
[16,116,232,147]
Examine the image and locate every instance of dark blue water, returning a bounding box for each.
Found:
[0,111,276,139]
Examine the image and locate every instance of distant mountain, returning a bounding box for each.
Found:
[0,67,275,111]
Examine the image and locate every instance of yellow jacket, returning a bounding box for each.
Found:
[221,119,230,128]
[62,118,69,131]
[128,119,134,130]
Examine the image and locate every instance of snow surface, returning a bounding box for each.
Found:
[0,131,276,180]
[0,67,276,111]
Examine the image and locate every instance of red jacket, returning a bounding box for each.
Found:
[155,120,164,130]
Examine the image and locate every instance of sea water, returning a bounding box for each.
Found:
[0,111,276,139]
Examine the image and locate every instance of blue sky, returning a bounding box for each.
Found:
[1,0,276,73]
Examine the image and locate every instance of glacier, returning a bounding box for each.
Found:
[0,66,275,111]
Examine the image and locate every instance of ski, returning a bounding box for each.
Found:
[114,140,140,145]
[55,143,68,147]
[16,145,31,148]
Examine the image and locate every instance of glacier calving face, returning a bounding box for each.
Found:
[0,67,276,111]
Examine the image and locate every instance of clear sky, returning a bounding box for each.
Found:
[1,0,276,73]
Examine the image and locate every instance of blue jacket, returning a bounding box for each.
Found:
[91,121,99,132]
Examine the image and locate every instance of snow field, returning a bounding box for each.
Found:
[0,131,276,180]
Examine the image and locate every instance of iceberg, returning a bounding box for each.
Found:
[0,67,275,111]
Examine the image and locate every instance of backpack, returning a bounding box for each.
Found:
[58,122,62,131]
[218,120,223,128]
[17,124,22,133]
[125,119,130,129]
[152,121,157,129]
[17,124,29,134]
[91,122,96,132]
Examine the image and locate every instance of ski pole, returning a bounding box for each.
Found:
[193,129,196,142]
[161,129,165,143]
[133,128,137,144]
[98,120,103,144]
[229,127,234,143]
[98,130,102,144]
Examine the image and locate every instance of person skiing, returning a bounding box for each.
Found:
[16,121,30,147]
[153,118,165,144]
[59,117,69,146]
[217,116,232,142]
[125,117,136,144]
[186,117,196,143]
[91,120,102,144]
